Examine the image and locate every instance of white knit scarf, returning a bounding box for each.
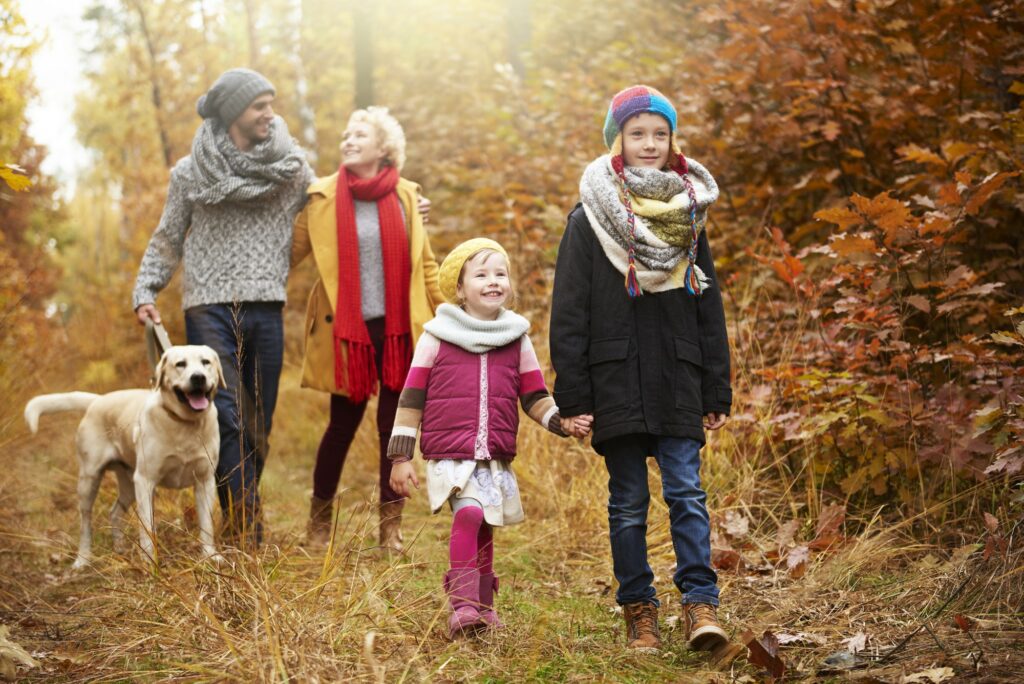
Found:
[423,303,530,354]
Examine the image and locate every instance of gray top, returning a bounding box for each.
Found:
[354,199,407,321]
[132,155,314,310]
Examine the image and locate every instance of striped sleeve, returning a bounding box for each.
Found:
[387,333,440,461]
[519,335,567,438]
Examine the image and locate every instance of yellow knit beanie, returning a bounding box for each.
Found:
[437,238,509,304]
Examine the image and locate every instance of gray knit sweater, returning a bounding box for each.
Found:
[132,156,315,310]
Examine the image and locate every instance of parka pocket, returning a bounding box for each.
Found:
[589,337,630,413]
[673,337,703,414]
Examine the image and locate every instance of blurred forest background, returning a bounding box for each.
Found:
[2,0,1023,681]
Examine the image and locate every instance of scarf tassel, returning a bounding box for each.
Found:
[382,334,412,391]
[340,338,378,405]
[625,253,642,298]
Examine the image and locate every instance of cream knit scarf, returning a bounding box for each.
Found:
[423,303,530,354]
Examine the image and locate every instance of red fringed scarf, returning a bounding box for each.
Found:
[333,165,412,403]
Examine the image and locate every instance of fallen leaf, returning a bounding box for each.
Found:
[902,666,955,683]
[787,545,810,578]
[841,631,867,653]
[953,614,973,633]
[723,510,750,538]
[776,520,800,556]
[712,546,743,571]
[982,512,999,532]
[743,630,786,679]
[776,631,828,645]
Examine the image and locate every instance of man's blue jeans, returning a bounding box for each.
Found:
[185,302,284,543]
[602,434,719,607]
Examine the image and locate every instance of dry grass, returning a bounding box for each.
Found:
[1,350,1022,682]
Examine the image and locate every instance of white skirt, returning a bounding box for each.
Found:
[426,458,525,527]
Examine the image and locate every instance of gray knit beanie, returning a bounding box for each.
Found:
[196,68,276,125]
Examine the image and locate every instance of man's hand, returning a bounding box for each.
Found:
[417,195,431,223]
[389,460,419,498]
[703,412,728,430]
[136,303,162,326]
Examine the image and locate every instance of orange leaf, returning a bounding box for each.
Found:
[814,206,863,231]
[897,144,945,168]
[965,171,1019,215]
[822,120,841,141]
[831,236,877,257]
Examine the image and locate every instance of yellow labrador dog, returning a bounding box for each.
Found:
[25,345,224,568]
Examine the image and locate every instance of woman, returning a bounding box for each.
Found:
[292,106,444,551]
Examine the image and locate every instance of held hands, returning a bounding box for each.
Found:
[389,460,419,498]
[561,414,594,438]
[703,412,728,430]
[135,304,162,326]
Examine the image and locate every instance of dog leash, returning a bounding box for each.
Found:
[144,319,173,378]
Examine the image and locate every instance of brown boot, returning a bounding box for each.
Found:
[683,603,728,651]
[623,602,661,652]
[379,499,404,553]
[306,495,333,547]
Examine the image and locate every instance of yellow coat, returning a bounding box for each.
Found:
[291,172,444,395]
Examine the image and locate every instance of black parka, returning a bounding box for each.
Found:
[549,204,732,453]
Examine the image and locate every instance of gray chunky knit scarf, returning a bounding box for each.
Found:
[423,303,530,354]
[189,115,306,205]
[580,155,719,293]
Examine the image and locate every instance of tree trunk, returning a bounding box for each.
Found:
[241,0,260,69]
[291,0,318,162]
[353,1,374,108]
[126,0,173,169]
[506,0,531,78]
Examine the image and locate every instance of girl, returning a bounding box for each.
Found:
[388,238,591,638]
[550,85,732,653]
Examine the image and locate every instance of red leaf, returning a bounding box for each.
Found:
[953,614,974,633]
[982,512,999,533]
[743,630,786,679]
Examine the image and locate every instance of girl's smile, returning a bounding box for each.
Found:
[621,112,672,169]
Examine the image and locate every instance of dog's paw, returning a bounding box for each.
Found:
[204,551,226,565]
[71,556,91,571]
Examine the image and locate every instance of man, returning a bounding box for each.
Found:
[133,68,313,547]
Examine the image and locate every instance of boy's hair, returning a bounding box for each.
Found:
[457,249,517,308]
[346,106,406,171]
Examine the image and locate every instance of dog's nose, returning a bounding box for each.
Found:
[190,373,207,386]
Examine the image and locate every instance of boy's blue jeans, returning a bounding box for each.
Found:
[184,301,284,543]
[602,434,719,607]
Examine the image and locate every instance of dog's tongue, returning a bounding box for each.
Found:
[187,394,210,411]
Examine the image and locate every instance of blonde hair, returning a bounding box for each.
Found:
[346,106,406,171]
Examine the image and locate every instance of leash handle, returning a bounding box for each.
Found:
[144,319,174,372]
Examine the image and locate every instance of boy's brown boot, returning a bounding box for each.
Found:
[379,499,404,553]
[683,603,728,651]
[306,495,333,547]
[623,602,661,652]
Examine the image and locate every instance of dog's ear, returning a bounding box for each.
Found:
[211,352,227,389]
[154,352,170,390]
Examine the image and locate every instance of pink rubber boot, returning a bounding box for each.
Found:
[444,567,484,638]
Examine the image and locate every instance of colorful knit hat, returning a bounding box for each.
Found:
[438,238,510,304]
[603,85,677,150]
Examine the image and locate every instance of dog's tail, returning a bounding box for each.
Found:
[24,392,101,434]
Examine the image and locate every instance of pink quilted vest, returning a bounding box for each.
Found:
[420,340,521,460]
